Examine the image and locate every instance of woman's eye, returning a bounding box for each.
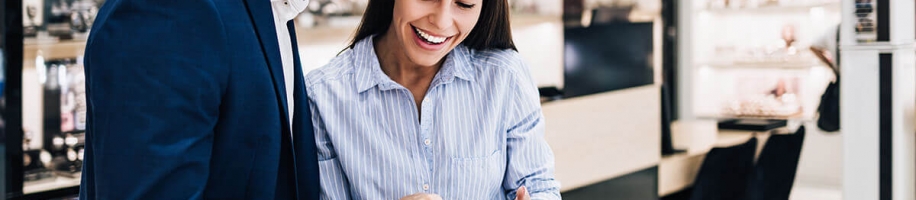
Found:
[456,2,475,9]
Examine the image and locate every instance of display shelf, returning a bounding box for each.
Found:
[681,0,842,121]
[701,1,840,14]
[699,60,823,69]
[22,175,80,194]
[691,62,824,124]
[17,38,88,200]
[23,40,86,63]
[696,112,813,122]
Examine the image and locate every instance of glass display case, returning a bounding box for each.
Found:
[853,0,877,42]
[693,62,827,120]
[682,0,842,121]
[5,0,101,199]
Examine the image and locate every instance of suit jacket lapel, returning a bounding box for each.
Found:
[288,20,322,200]
[242,0,291,127]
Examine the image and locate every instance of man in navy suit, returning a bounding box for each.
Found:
[78,0,318,199]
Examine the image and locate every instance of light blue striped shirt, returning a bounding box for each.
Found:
[305,36,561,200]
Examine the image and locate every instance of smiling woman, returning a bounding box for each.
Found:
[306,0,560,199]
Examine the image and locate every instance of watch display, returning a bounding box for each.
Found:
[21,57,86,194]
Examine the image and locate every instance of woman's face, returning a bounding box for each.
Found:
[386,0,483,67]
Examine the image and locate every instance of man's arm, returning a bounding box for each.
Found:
[81,0,227,198]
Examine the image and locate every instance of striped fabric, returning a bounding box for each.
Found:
[305,36,561,200]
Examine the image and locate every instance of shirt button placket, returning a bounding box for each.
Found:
[420,95,434,176]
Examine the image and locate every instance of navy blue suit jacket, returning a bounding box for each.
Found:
[78,0,319,199]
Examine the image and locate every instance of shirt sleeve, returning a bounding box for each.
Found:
[502,56,562,200]
[310,95,353,200]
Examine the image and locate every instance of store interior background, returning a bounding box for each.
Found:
[6,0,916,199]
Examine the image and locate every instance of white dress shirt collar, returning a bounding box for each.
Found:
[270,0,307,22]
[270,0,307,128]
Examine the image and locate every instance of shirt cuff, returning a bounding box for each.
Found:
[528,192,562,200]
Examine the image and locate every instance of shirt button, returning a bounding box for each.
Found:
[424,139,431,146]
[423,184,429,190]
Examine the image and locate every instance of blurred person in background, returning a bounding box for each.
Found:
[810,24,841,132]
[811,25,840,71]
[79,0,321,199]
[305,0,561,199]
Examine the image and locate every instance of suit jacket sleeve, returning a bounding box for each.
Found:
[81,0,227,199]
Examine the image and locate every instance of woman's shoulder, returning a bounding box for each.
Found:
[465,47,539,101]
[471,48,524,66]
[467,47,531,79]
[305,49,356,88]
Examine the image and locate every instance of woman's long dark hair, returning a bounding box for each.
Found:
[345,0,517,51]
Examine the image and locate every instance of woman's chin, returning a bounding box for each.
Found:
[407,54,447,67]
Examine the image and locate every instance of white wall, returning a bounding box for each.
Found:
[511,19,564,88]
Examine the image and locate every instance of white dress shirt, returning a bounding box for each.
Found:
[270,0,307,126]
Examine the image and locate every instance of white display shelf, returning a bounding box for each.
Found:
[23,40,86,62]
[23,174,81,194]
[699,60,823,69]
[695,112,813,122]
[701,1,840,14]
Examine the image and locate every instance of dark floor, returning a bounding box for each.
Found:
[661,188,692,200]
[561,167,659,200]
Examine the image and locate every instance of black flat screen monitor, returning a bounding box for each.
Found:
[563,22,654,98]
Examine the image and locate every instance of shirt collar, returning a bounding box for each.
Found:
[439,45,476,83]
[270,0,307,21]
[353,35,476,93]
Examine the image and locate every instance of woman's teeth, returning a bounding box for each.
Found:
[415,27,447,44]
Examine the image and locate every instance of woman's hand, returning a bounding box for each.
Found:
[400,193,443,200]
[516,186,530,200]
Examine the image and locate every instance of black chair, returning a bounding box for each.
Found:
[689,138,758,200]
[745,126,807,200]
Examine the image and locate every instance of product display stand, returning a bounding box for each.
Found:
[3,0,98,199]
[677,0,842,123]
